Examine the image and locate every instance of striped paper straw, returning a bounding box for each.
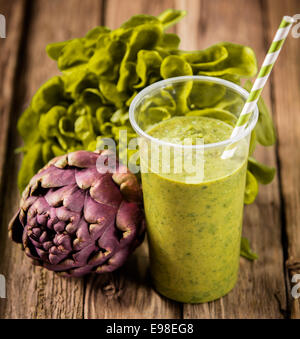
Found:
[222,15,295,159]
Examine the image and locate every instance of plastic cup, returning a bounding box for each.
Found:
[129,76,258,303]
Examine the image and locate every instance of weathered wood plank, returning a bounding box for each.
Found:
[266,0,300,319]
[84,0,182,319]
[104,0,176,31]
[0,0,102,319]
[0,0,27,315]
[0,0,26,220]
[176,0,286,318]
[85,241,181,319]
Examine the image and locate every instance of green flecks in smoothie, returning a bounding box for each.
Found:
[142,115,248,303]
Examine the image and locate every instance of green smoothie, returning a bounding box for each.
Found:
[141,116,248,303]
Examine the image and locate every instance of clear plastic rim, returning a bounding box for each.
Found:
[129,75,259,150]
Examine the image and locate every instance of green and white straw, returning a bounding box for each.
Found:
[222,15,295,159]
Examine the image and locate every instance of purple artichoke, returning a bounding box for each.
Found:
[9,150,145,277]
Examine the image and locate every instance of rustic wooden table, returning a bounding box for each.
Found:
[0,0,300,319]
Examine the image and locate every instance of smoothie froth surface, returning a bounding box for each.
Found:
[144,116,247,183]
[148,116,232,145]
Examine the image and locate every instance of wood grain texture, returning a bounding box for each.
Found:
[266,0,300,319]
[0,0,26,220]
[104,0,176,31]
[176,0,286,318]
[0,0,28,315]
[0,0,102,319]
[84,0,181,319]
[85,241,181,319]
